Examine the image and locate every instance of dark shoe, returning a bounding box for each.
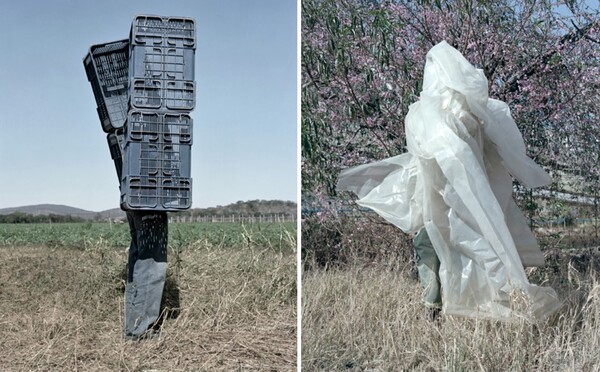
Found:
[427,307,441,322]
[124,328,160,341]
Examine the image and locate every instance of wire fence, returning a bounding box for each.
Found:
[168,214,296,224]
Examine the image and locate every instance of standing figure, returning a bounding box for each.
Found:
[85,15,194,339]
[338,41,561,320]
[124,211,168,339]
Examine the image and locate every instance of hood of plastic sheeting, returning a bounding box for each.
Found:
[337,41,561,321]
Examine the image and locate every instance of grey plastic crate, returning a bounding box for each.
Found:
[129,78,195,111]
[130,15,195,49]
[129,44,195,82]
[123,141,191,179]
[120,110,193,211]
[121,176,192,211]
[83,40,129,132]
[126,110,192,144]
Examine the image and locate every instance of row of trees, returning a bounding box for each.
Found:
[175,199,297,218]
[0,200,298,224]
[302,0,599,205]
[0,212,85,224]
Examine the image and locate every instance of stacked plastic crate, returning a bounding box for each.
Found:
[121,15,195,211]
[83,39,129,184]
[84,15,195,212]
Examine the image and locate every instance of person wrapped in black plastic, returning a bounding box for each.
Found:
[124,211,168,340]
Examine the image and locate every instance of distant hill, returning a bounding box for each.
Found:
[0,200,296,221]
[0,204,98,219]
[0,204,127,222]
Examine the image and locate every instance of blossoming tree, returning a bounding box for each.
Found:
[302,0,599,217]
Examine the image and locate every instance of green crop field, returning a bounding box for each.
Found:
[0,221,297,370]
[0,221,297,251]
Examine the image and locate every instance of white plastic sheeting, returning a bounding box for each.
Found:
[337,41,561,321]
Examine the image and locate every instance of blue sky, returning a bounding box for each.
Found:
[0,0,298,211]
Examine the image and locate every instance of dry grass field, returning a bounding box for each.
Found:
[301,218,600,372]
[301,220,600,371]
[0,222,296,371]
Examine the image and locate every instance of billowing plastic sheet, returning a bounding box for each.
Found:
[337,41,561,320]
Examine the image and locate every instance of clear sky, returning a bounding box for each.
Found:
[0,0,298,212]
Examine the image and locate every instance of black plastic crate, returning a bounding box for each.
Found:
[107,128,126,160]
[130,15,195,49]
[129,78,195,111]
[83,40,129,132]
[107,129,126,182]
[121,176,192,211]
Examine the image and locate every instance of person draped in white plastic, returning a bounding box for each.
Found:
[337,41,561,321]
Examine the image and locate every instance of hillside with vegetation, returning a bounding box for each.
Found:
[0,200,297,223]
